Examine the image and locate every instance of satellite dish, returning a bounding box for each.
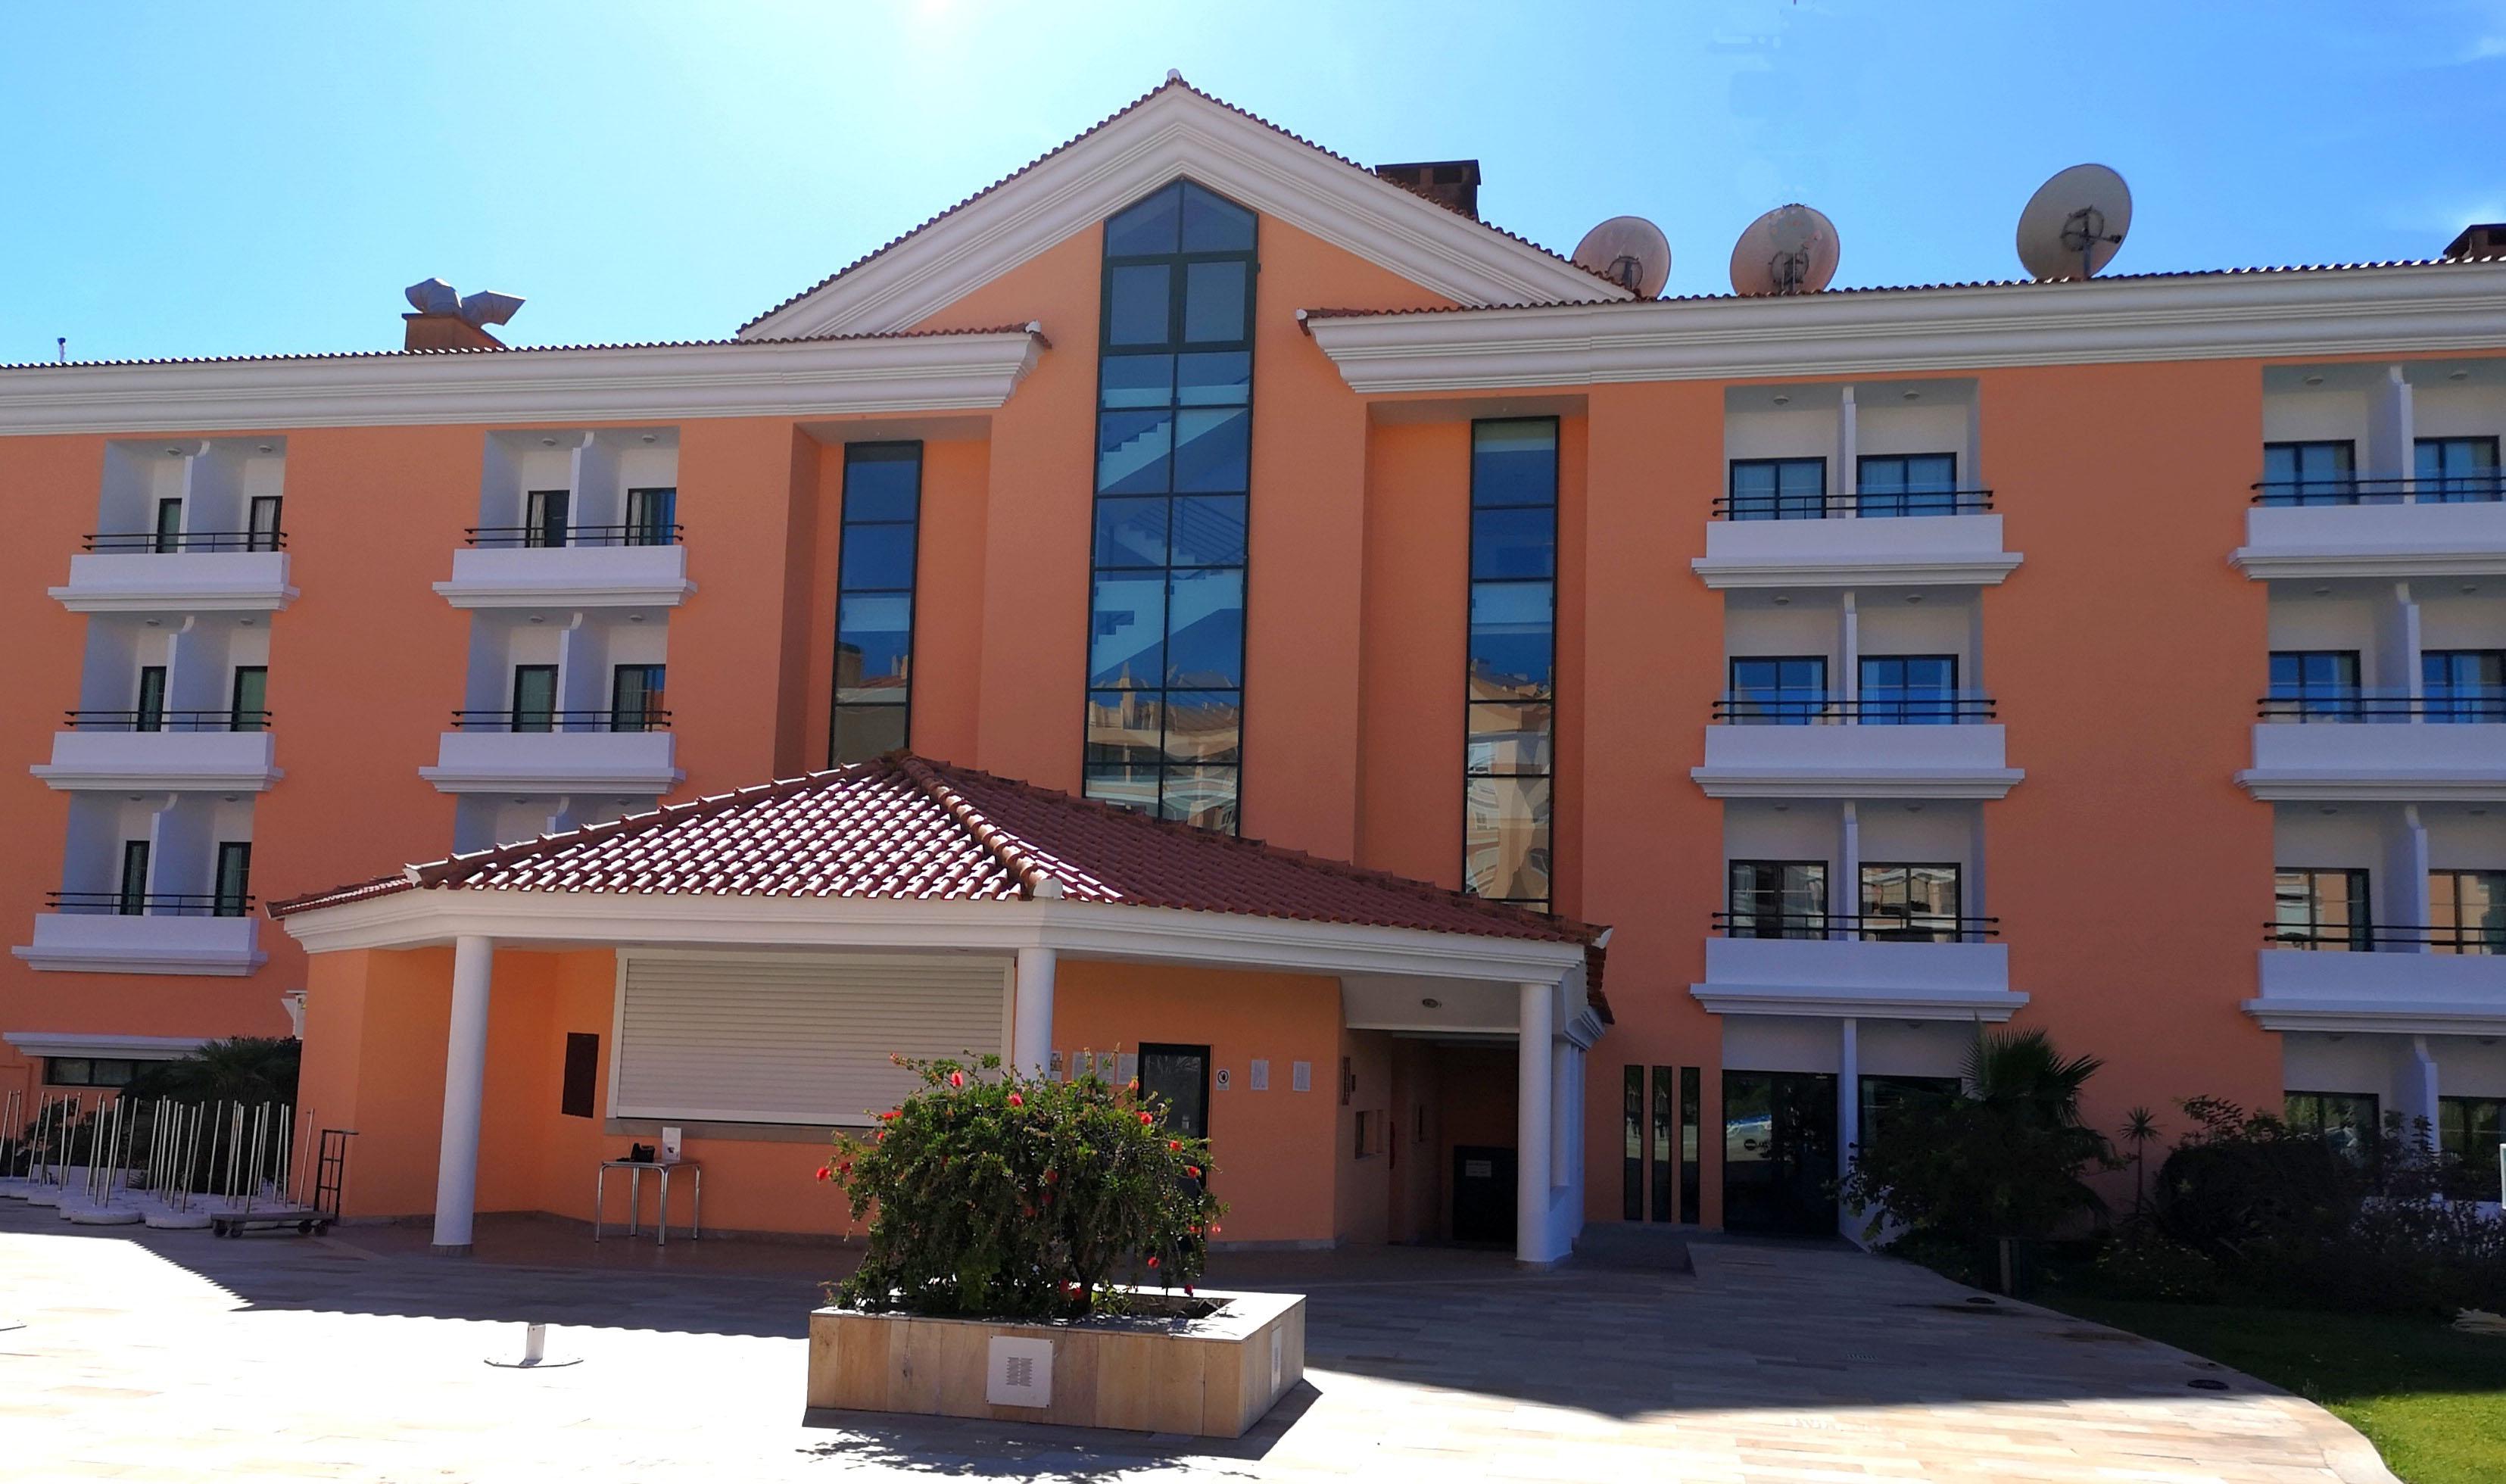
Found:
[1572,216,1672,298]
[2017,164,2132,280]
[458,290,526,327]
[1730,204,1840,295]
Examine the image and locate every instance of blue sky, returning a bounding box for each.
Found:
[4,1,2501,363]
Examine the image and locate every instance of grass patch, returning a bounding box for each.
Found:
[2045,1294,2506,1484]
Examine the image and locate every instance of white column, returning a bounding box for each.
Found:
[1839,590,1860,706]
[432,934,494,1254]
[1012,946,1057,1077]
[2388,805,2432,951]
[1516,980,1556,1264]
[1836,385,1859,515]
[2408,1036,2442,1154]
[1832,800,1860,939]
[1837,1018,1861,1239]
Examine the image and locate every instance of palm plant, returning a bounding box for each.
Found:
[126,1037,301,1105]
[1965,1027,2102,1129]
[2119,1105,2160,1217]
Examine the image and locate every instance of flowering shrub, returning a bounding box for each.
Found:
[821,1052,1225,1320]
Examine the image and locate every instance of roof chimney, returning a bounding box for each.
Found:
[401,277,525,351]
[1373,160,1482,220]
[2444,223,2506,260]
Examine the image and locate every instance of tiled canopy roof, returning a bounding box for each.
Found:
[271,754,1606,954]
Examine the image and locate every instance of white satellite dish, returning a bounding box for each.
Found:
[2017,164,2133,280]
[1730,204,1840,295]
[1572,215,1672,298]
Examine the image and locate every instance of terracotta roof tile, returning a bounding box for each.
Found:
[271,753,1608,975]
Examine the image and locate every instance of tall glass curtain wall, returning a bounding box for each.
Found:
[830,443,924,765]
[1466,419,1559,909]
[1083,182,1257,831]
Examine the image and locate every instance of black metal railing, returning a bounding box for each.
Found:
[2256,691,2506,723]
[450,708,672,733]
[2266,923,2504,953]
[82,531,286,553]
[2251,475,2506,507]
[1712,489,1995,520]
[1713,694,1998,724]
[1712,910,2000,943]
[64,708,271,732]
[463,523,684,549]
[47,890,254,918]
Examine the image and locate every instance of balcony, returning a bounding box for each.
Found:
[2239,692,2506,800]
[1692,494,2020,590]
[419,709,680,794]
[1691,697,2020,799]
[50,530,295,613]
[1691,914,2025,1020]
[12,894,263,976]
[433,525,694,609]
[30,711,281,792]
[2233,476,2506,580]
[2245,931,2506,1035]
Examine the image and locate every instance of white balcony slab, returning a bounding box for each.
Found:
[2245,948,2506,1034]
[1691,513,2021,589]
[30,730,281,792]
[11,914,263,976]
[2238,722,2506,801]
[2233,501,2506,580]
[0,1030,210,1060]
[1691,723,2021,799]
[433,544,694,609]
[1691,936,2026,1020]
[49,550,295,613]
[419,729,680,793]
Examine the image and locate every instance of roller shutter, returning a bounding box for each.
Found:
[612,951,1011,1125]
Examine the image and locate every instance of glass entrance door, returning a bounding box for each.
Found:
[1722,1070,1838,1236]
[1137,1043,1210,1139]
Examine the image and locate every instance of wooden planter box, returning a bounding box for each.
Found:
[806,1288,1304,1439]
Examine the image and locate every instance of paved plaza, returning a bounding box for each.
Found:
[0,1202,2393,1482]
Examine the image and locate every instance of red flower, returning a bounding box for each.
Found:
[814,1165,831,1181]
[948,1070,965,1088]
[1185,1165,1201,1178]
[1184,1285,1195,1296]
[880,1110,899,1121]
[837,1161,852,1175]
[1127,1078,1140,1093]
[873,1130,886,1143]
[1007,1093,1024,1108]
[1020,1205,1035,1217]
[1167,1140,1180,1151]
[1211,1224,1222,1234]
[1146,1255,1161,1269]
[1138,1111,1154,1125]
[1044,1169,1060,1184]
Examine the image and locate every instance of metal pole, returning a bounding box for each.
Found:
[245,1104,268,1214]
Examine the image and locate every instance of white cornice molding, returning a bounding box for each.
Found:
[30,763,283,793]
[1690,984,2029,1021]
[1309,263,2506,391]
[2230,548,2506,581]
[739,88,1625,341]
[1691,555,2023,589]
[1690,767,2024,800]
[416,766,684,796]
[0,331,1046,436]
[273,888,1588,984]
[2245,999,2506,1036]
[9,944,265,977]
[0,1030,211,1059]
[2236,770,2506,803]
[431,578,697,610]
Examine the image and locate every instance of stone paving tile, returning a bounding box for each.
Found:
[0,1201,2394,1482]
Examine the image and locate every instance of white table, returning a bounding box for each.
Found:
[593,1159,700,1245]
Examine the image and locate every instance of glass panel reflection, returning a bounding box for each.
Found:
[1464,775,1551,903]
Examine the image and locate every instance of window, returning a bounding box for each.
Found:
[2261,441,2356,505]
[135,666,167,732]
[2415,435,2500,502]
[511,665,559,733]
[213,841,251,918]
[1650,1065,1674,1222]
[1678,1066,1701,1226]
[1138,1043,1212,1141]
[152,497,183,553]
[1859,654,1958,724]
[2430,869,2504,956]
[1859,862,1962,941]
[2268,650,2361,721]
[117,840,150,916]
[1729,859,1826,939]
[1622,1066,1644,1221]
[1727,457,1826,520]
[2273,867,2372,951]
[2286,1091,2378,1163]
[1858,1074,1960,1151]
[2423,650,2504,724]
[561,1032,601,1119]
[1466,417,1558,909]
[1083,180,1255,832]
[625,487,678,547]
[2439,1097,2504,1199]
[247,495,283,553]
[1856,453,1959,517]
[523,489,570,549]
[831,444,921,765]
[45,1057,139,1088]
[230,666,267,732]
[1728,656,1826,725]
[611,664,665,733]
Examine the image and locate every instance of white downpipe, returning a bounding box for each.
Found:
[432,934,494,1254]
[1838,1017,1862,1241]
[1012,946,1056,1077]
[2409,1036,2442,1154]
[1516,980,1556,1265]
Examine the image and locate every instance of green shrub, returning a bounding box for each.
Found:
[821,1053,1225,1321]
[2096,1222,2221,1302]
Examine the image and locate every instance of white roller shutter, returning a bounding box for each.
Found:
[612,950,1011,1125]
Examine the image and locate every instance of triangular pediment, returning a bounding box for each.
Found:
[738,79,1630,341]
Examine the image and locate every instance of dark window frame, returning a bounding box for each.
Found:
[213,840,251,918]
[135,665,168,732]
[2430,868,2505,956]
[1726,457,1828,521]
[45,1056,141,1088]
[2273,865,2374,951]
[1857,861,1964,942]
[152,497,183,553]
[2414,435,2501,502]
[1858,653,1959,725]
[1728,655,1828,725]
[510,664,559,733]
[2260,440,2358,505]
[610,662,666,734]
[1729,859,1828,939]
[2439,1095,2504,1199]
[830,441,923,766]
[246,495,284,553]
[117,839,151,916]
[2422,649,2504,724]
[2268,649,2364,722]
[1138,1040,1214,1143]
[523,488,571,549]
[229,665,268,733]
[1854,451,1960,518]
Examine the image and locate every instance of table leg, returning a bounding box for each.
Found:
[628,1166,642,1238]
[690,1168,701,1241]
[594,1165,605,1242]
[656,1168,670,1249]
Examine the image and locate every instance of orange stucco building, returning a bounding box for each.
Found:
[6,80,2504,1254]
